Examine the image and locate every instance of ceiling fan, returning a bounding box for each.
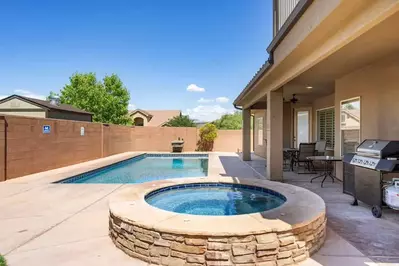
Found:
[283,94,299,104]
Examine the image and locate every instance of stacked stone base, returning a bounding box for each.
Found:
[109,213,326,266]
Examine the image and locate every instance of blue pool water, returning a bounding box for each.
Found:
[145,183,286,216]
[57,154,208,184]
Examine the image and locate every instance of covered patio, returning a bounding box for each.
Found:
[237,3,399,182]
[242,153,399,264]
[234,2,399,264]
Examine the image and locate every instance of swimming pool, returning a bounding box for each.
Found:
[145,183,286,215]
[56,154,208,184]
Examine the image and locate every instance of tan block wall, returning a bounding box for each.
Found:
[5,116,103,179]
[0,116,247,181]
[0,119,5,182]
[0,116,246,180]
[103,124,135,156]
[131,127,198,152]
[213,130,250,153]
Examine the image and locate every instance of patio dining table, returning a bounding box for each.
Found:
[307,155,342,187]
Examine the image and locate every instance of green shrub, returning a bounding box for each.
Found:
[0,254,7,266]
[197,123,218,151]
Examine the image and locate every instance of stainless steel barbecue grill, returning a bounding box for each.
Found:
[343,139,399,217]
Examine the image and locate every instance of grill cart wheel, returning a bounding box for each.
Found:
[372,205,382,218]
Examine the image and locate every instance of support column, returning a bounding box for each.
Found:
[266,89,283,181]
[242,108,251,161]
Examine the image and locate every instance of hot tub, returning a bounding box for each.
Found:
[145,183,286,216]
[109,177,326,266]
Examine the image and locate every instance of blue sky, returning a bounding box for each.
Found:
[0,0,273,121]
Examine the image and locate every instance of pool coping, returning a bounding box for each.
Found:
[109,176,326,265]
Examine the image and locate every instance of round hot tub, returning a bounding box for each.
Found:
[145,183,286,216]
[109,177,326,266]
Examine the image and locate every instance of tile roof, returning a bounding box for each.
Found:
[129,109,181,127]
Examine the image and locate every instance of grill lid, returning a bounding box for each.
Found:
[356,139,399,158]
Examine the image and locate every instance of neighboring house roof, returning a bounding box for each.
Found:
[0,95,93,115]
[129,109,153,118]
[342,109,360,121]
[129,109,181,127]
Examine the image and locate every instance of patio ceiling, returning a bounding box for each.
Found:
[240,5,399,109]
[283,10,399,100]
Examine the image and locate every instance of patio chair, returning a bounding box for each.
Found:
[291,143,316,174]
[283,150,291,170]
[315,140,327,156]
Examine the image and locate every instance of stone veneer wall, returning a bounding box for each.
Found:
[109,212,326,266]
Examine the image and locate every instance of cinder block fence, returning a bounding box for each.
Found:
[0,115,247,181]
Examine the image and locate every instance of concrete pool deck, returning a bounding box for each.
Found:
[0,152,395,265]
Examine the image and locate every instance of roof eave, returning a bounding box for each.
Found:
[233,61,272,107]
[234,0,313,108]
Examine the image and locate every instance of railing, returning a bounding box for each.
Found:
[274,0,301,34]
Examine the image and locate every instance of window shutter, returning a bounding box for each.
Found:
[317,108,335,148]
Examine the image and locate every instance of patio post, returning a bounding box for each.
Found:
[266,89,283,181]
[242,108,251,161]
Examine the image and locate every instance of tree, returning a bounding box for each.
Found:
[0,254,6,266]
[59,72,131,125]
[46,91,59,100]
[197,123,218,151]
[212,111,243,130]
[164,114,196,127]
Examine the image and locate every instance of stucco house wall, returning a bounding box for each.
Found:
[131,112,148,126]
[0,98,46,118]
[334,54,399,156]
[253,110,266,158]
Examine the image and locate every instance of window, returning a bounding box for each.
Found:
[134,117,144,126]
[257,117,263,146]
[341,114,346,123]
[317,108,335,149]
[340,98,361,155]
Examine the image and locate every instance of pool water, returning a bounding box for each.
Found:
[58,154,208,184]
[145,183,286,215]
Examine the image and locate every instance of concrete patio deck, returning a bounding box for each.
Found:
[244,153,399,265]
[0,152,397,265]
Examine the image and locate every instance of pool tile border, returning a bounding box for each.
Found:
[145,182,287,203]
[55,153,209,184]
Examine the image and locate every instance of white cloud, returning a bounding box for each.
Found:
[186,84,205,92]
[184,105,234,122]
[128,103,136,110]
[198,97,214,103]
[215,97,229,103]
[0,89,46,100]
